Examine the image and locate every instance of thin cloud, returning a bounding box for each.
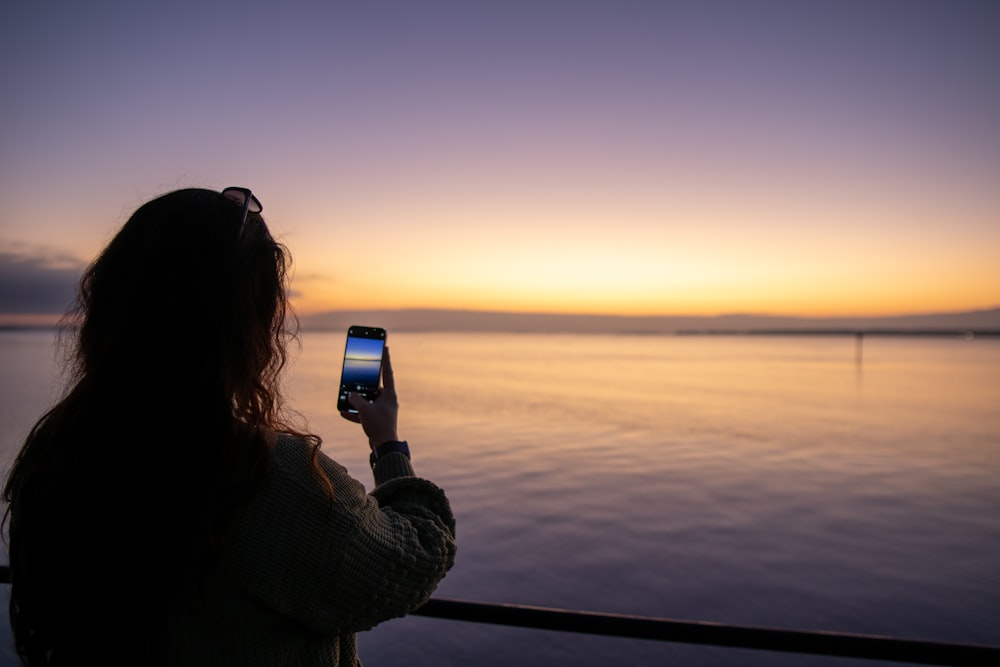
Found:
[0,250,82,314]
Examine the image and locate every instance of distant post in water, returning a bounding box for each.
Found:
[855,332,864,366]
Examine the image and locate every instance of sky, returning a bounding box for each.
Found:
[2,0,999,324]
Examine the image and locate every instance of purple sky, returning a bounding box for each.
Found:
[2,1,998,321]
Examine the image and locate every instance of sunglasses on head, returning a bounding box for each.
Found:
[221,187,263,239]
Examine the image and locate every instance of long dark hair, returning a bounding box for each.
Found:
[2,188,316,664]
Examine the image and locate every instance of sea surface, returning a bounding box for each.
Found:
[1,329,998,666]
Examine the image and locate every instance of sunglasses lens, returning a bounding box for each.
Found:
[222,188,262,211]
[222,189,245,205]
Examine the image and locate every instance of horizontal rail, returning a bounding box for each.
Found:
[1,567,997,665]
[413,598,1000,666]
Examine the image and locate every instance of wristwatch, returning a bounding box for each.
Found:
[370,440,410,469]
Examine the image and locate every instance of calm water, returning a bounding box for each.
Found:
[1,330,998,666]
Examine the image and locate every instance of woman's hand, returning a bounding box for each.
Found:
[340,347,400,449]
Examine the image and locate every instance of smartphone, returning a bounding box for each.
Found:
[336,326,387,414]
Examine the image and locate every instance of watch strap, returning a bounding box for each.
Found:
[370,440,410,469]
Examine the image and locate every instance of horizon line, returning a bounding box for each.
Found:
[293,305,1000,336]
[296,304,1000,321]
[3,305,998,334]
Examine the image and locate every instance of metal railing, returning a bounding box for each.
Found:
[412,598,999,665]
[1,566,997,665]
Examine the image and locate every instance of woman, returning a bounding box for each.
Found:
[2,188,456,666]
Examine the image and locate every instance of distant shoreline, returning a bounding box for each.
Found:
[4,305,1000,338]
[0,325,60,332]
[4,325,999,339]
[298,328,1000,338]
[295,306,1000,336]
[674,329,998,338]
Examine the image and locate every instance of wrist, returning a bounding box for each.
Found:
[370,440,410,470]
[368,431,399,449]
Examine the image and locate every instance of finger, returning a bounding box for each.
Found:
[342,394,365,421]
[347,392,368,412]
[380,347,395,392]
[339,409,361,423]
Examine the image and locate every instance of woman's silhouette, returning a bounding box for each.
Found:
[3,187,455,666]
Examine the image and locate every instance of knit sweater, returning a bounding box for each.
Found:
[159,434,456,666]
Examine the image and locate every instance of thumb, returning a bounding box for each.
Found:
[347,392,368,412]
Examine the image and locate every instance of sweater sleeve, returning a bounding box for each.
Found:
[225,435,456,635]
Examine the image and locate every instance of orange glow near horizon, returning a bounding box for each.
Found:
[289,288,1000,321]
[282,191,1000,319]
[287,275,1000,321]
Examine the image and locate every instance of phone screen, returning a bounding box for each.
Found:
[337,326,387,413]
